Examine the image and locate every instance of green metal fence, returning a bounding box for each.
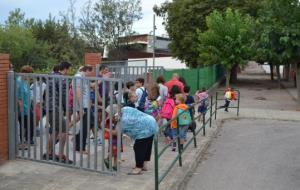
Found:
[154,90,240,190]
[153,65,225,94]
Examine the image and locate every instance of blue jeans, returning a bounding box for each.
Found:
[170,125,189,141]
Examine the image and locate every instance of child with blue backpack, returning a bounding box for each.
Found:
[171,94,192,151]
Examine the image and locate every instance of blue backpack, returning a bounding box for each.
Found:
[177,109,192,126]
[137,88,148,112]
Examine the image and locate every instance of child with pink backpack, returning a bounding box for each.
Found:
[160,85,181,145]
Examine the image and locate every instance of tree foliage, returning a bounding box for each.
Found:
[154,0,262,67]
[197,8,254,87]
[80,0,142,56]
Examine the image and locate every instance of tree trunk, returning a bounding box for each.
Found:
[284,64,290,81]
[297,62,300,107]
[230,64,238,84]
[276,65,281,88]
[226,69,231,88]
[270,63,274,80]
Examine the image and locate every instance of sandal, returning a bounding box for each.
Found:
[127,170,142,175]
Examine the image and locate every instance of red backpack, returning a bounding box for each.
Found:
[160,97,175,119]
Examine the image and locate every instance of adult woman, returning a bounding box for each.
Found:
[121,107,158,175]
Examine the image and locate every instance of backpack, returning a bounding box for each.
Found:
[137,88,148,112]
[177,108,192,126]
[160,97,175,119]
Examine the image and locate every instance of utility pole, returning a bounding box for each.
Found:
[153,14,156,68]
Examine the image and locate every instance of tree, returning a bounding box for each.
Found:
[197,8,254,87]
[0,26,52,71]
[256,0,300,103]
[255,0,300,85]
[79,0,142,58]
[154,0,262,68]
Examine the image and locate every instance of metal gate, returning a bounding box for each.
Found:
[96,59,165,84]
[8,71,123,174]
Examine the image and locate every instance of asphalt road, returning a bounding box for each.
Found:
[185,119,300,190]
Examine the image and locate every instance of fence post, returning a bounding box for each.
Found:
[177,126,182,167]
[8,71,16,160]
[215,92,218,120]
[154,135,159,190]
[202,113,206,136]
[192,125,197,148]
[237,90,240,116]
[209,96,213,128]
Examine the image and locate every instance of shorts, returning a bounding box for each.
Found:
[170,125,189,141]
[48,111,67,134]
[198,105,207,114]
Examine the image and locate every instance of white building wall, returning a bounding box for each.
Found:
[129,57,187,70]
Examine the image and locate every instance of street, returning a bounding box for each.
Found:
[186,119,300,190]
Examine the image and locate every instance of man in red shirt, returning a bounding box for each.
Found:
[165,73,184,92]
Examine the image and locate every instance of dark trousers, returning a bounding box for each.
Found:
[75,109,95,151]
[220,100,230,111]
[18,113,34,143]
[134,135,154,168]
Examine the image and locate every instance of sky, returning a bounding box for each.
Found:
[0,0,167,35]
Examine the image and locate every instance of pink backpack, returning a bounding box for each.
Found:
[160,97,175,119]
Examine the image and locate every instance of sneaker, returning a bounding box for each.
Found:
[172,147,176,152]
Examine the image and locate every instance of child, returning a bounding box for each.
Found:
[196,87,209,121]
[144,84,160,121]
[123,81,135,105]
[125,91,137,108]
[104,105,123,171]
[219,87,237,112]
[160,85,181,145]
[184,86,196,131]
[171,94,192,151]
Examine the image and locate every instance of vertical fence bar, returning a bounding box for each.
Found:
[52,78,56,162]
[101,80,106,171]
[32,77,37,160]
[210,96,213,128]
[58,78,63,163]
[215,92,218,120]
[72,78,77,166]
[87,79,91,168]
[94,81,99,170]
[14,74,19,158]
[39,77,44,161]
[154,135,159,190]
[65,79,70,164]
[45,76,50,161]
[20,77,25,157]
[109,81,113,171]
[26,79,31,158]
[177,125,182,167]
[237,90,240,116]
[79,78,84,167]
[202,113,206,136]
[117,80,122,172]
[8,71,16,160]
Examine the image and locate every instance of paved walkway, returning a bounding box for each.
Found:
[184,62,300,190]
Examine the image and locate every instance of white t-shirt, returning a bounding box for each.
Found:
[135,86,145,107]
[74,72,90,109]
[158,83,168,103]
[30,81,46,103]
